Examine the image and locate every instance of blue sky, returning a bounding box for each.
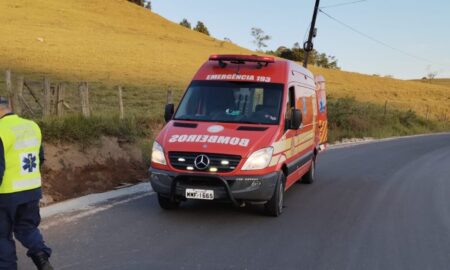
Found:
[152,0,450,79]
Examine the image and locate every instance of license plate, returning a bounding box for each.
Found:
[185,189,214,200]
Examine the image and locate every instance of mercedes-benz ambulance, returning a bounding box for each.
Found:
[150,54,327,216]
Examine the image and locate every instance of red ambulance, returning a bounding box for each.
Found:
[150,55,327,216]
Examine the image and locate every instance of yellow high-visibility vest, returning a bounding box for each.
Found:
[0,115,42,194]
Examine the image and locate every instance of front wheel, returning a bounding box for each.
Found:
[264,173,285,217]
[157,193,180,210]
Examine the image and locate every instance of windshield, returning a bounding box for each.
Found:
[174,81,284,125]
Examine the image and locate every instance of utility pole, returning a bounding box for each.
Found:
[303,0,321,68]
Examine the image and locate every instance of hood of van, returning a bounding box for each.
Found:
[156,121,280,158]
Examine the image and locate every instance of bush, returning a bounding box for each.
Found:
[38,115,152,143]
[193,21,210,36]
[36,98,448,146]
[327,97,446,142]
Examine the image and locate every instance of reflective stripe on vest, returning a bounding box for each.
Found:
[13,177,42,190]
[0,115,42,194]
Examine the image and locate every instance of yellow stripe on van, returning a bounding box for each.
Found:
[272,130,314,155]
[269,154,281,167]
[272,138,292,154]
[294,140,314,155]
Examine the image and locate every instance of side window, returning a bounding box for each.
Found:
[302,96,307,117]
[289,86,296,109]
[285,86,296,129]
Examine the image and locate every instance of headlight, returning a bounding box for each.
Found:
[151,141,167,165]
[241,147,273,170]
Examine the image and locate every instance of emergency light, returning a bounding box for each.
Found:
[209,54,275,68]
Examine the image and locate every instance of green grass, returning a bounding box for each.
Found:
[34,95,449,145]
[327,97,449,142]
[37,115,152,143]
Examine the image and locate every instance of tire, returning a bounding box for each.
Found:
[157,193,180,210]
[264,173,285,217]
[301,158,316,184]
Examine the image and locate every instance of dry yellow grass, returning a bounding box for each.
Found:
[0,0,252,87]
[1,0,449,119]
[412,79,450,88]
[310,68,450,119]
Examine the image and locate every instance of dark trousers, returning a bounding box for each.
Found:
[0,200,52,270]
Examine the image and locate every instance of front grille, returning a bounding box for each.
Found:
[168,152,241,172]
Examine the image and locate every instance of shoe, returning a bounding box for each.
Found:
[31,251,54,270]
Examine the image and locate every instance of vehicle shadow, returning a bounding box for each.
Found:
[149,183,312,219]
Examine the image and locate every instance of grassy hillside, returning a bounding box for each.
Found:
[0,0,449,141]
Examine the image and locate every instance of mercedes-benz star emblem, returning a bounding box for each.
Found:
[194,154,210,170]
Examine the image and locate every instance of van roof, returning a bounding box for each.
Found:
[192,54,314,85]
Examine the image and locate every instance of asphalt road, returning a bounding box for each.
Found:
[19,133,450,270]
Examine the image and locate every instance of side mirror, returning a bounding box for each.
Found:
[164,104,174,123]
[290,109,302,129]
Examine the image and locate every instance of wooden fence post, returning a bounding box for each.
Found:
[166,89,173,104]
[118,86,124,119]
[56,83,65,117]
[79,82,90,117]
[50,85,57,115]
[425,105,429,120]
[43,77,51,118]
[383,100,388,118]
[12,75,24,115]
[5,70,13,109]
[5,69,12,93]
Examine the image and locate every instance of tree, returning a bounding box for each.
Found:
[427,71,438,80]
[128,0,143,5]
[128,0,151,10]
[315,53,339,69]
[267,43,339,69]
[144,0,151,10]
[325,55,339,69]
[251,27,271,51]
[224,37,232,43]
[193,21,210,36]
[179,19,191,29]
[291,42,305,63]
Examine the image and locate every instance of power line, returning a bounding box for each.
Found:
[320,0,367,9]
[319,9,449,68]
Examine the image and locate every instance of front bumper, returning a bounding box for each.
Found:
[149,168,279,205]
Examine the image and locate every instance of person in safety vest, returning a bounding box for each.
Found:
[0,97,53,270]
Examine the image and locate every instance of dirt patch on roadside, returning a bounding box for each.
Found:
[41,137,148,204]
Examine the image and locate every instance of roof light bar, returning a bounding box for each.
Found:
[209,54,275,64]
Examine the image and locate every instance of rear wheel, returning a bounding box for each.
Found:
[157,193,180,210]
[264,173,285,217]
[301,158,316,184]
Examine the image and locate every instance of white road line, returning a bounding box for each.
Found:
[41,182,154,219]
[41,193,152,230]
[328,132,450,150]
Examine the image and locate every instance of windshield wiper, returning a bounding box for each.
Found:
[173,118,196,121]
[175,118,272,125]
[236,121,266,125]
